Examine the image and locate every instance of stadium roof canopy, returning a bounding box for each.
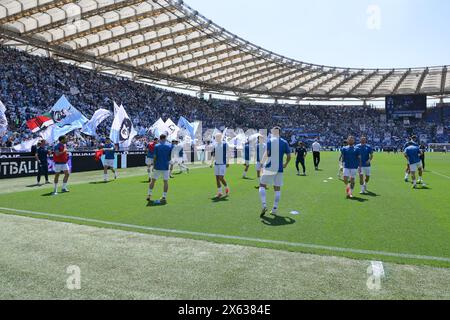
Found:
[1,0,449,101]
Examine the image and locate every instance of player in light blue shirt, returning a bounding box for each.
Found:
[404,145,425,188]
[102,138,117,182]
[147,134,174,204]
[259,127,291,217]
[210,133,230,199]
[341,136,361,198]
[403,135,419,182]
[356,136,374,194]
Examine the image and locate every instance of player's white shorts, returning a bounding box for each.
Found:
[256,162,262,171]
[409,162,423,172]
[260,171,284,187]
[152,170,170,181]
[104,159,115,168]
[359,166,371,176]
[214,164,227,176]
[343,168,358,178]
[145,157,153,166]
[54,163,69,173]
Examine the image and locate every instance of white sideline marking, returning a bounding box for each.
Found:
[1,207,450,263]
[430,171,450,180]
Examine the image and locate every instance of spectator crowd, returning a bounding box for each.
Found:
[1,46,449,151]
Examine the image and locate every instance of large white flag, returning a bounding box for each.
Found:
[13,137,41,152]
[110,104,137,148]
[165,118,180,141]
[113,101,120,116]
[0,99,8,136]
[149,118,169,138]
[81,108,112,136]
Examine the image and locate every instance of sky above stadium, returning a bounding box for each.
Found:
[185,0,450,69]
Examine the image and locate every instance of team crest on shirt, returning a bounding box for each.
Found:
[119,118,132,142]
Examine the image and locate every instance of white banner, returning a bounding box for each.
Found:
[110,104,137,148]
[81,108,112,136]
[0,99,7,135]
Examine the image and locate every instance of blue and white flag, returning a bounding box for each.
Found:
[178,116,195,139]
[49,95,88,141]
[0,99,7,136]
[110,104,137,148]
[81,108,112,136]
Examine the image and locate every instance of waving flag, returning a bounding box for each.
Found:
[49,95,88,141]
[165,118,180,141]
[0,100,8,135]
[149,118,169,138]
[26,114,54,133]
[110,104,137,148]
[113,101,120,116]
[13,137,41,152]
[178,116,195,139]
[81,108,112,136]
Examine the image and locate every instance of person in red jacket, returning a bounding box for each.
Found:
[146,137,158,181]
[53,135,70,195]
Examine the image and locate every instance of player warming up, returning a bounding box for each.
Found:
[259,127,291,217]
[242,140,250,179]
[356,136,374,194]
[404,144,426,189]
[102,138,117,182]
[403,136,419,182]
[147,134,173,204]
[52,135,70,195]
[341,136,360,199]
[146,137,158,181]
[255,136,266,186]
[210,133,230,199]
[171,139,189,175]
[295,142,307,176]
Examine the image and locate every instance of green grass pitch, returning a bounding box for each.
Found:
[0,152,449,267]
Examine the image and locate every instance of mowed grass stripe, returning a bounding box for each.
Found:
[1,206,450,264]
[0,152,449,267]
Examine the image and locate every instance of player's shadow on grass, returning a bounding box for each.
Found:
[26,184,41,188]
[349,196,369,203]
[261,215,296,227]
[365,191,380,197]
[41,192,55,197]
[146,201,168,207]
[89,181,112,185]
[210,196,229,203]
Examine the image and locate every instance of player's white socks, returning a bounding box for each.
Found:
[405,173,409,180]
[104,173,108,181]
[243,171,247,178]
[259,187,267,209]
[62,183,68,190]
[148,188,153,196]
[54,183,58,193]
[218,187,222,194]
[274,191,281,210]
[162,192,167,198]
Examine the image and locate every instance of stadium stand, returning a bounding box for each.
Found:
[0,46,449,150]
